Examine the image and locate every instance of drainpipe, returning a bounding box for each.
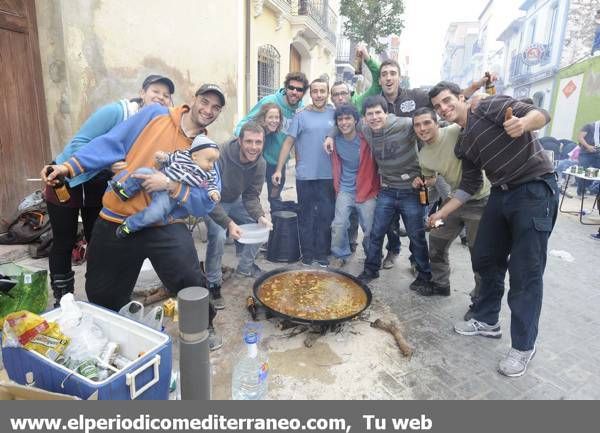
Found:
[245,0,251,113]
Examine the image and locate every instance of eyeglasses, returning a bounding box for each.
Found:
[287,85,305,93]
[332,91,350,98]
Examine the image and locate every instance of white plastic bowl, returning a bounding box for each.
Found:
[237,223,270,244]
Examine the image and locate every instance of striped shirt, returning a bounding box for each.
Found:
[160,150,218,194]
[456,95,553,195]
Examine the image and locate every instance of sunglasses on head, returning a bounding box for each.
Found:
[287,85,305,93]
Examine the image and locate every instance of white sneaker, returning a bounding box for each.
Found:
[454,318,502,338]
[498,347,536,377]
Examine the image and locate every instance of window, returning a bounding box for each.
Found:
[533,91,544,108]
[544,3,558,64]
[547,4,558,45]
[526,19,536,72]
[257,45,280,101]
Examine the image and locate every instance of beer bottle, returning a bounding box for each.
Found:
[46,167,71,203]
[270,183,281,199]
[485,72,496,96]
[354,50,363,76]
[246,296,258,321]
[418,176,429,206]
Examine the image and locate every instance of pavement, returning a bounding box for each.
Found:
[1,171,600,400]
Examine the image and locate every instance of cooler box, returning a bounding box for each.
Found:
[1,301,171,400]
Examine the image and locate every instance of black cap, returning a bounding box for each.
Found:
[142,74,175,94]
[195,83,226,107]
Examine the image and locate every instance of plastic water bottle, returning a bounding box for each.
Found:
[118,301,144,322]
[231,330,269,400]
[143,306,164,331]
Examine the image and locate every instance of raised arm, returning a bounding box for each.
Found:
[272,135,295,185]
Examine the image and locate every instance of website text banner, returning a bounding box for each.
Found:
[1,401,597,433]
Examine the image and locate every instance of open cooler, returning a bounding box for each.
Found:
[2,301,171,400]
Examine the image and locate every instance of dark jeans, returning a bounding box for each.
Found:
[386,218,401,254]
[364,188,431,280]
[265,162,286,209]
[296,179,335,261]
[47,202,101,275]
[348,208,359,250]
[85,219,215,325]
[577,151,600,195]
[47,174,107,276]
[472,174,559,351]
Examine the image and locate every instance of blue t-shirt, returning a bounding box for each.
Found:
[287,108,335,180]
[335,134,360,194]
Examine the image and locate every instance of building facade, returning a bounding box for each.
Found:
[441,22,479,88]
[496,0,600,140]
[497,0,569,114]
[0,0,338,219]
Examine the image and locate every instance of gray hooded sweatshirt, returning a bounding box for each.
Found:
[360,114,420,190]
[209,138,266,228]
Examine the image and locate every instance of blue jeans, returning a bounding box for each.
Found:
[121,167,175,232]
[364,188,431,280]
[577,151,600,195]
[330,191,376,258]
[296,179,335,262]
[205,197,260,285]
[472,174,559,351]
[386,218,401,254]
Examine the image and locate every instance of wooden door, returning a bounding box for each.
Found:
[289,45,301,73]
[0,0,50,222]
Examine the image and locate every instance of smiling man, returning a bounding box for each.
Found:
[328,104,379,268]
[410,107,490,319]
[355,96,431,292]
[42,83,226,349]
[273,78,336,266]
[235,72,308,202]
[377,60,491,269]
[204,121,272,309]
[428,81,557,377]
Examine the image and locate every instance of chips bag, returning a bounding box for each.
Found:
[2,311,70,360]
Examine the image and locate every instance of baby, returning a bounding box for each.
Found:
[110,135,221,238]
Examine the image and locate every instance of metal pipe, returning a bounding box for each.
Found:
[177,286,210,400]
[245,0,251,113]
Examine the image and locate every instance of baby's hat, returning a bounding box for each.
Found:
[190,135,219,153]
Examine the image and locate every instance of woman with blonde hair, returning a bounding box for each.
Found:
[252,102,284,207]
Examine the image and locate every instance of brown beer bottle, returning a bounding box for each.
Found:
[246,296,258,321]
[354,51,363,75]
[485,72,496,96]
[418,176,429,206]
[46,167,71,203]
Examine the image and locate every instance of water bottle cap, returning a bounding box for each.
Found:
[244,332,258,344]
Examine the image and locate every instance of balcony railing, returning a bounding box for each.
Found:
[295,0,337,44]
[509,46,552,84]
[509,54,528,83]
[336,38,354,63]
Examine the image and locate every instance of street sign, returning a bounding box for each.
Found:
[562,80,577,98]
